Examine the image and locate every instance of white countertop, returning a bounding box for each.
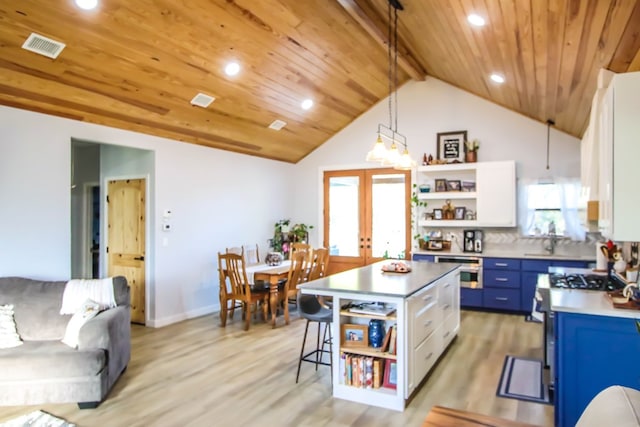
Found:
[413,242,596,261]
[551,289,640,319]
[298,260,459,298]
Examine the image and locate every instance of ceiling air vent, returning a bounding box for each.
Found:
[269,119,287,131]
[190,93,215,108]
[22,33,66,59]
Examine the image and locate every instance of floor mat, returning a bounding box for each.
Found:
[496,355,551,404]
[0,410,75,427]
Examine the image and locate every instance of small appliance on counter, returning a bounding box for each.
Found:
[463,229,483,253]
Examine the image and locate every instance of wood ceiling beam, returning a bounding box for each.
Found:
[336,0,426,81]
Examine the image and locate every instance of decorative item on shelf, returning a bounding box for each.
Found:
[432,208,443,220]
[422,153,428,166]
[464,209,476,220]
[454,206,466,220]
[418,184,431,193]
[364,0,416,170]
[464,139,479,163]
[436,130,467,163]
[442,199,455,220]
[341,323,368,347]
[368,319,385,348]
[446,180,461,191]
[265,251,283,266]
[461,180,476,192]
[434,179,447,192]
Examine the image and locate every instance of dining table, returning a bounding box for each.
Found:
[245,260,291,328]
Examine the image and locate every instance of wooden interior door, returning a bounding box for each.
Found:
[107,178,146,324]
[323,168,411,275]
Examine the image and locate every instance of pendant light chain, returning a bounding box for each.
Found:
[393,6,399,135]
[387,1,393,132]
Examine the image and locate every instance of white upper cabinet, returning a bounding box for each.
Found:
[597,71,640,241]
[475,161,516,227]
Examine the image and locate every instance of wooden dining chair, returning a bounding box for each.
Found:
[280,250,309,325]
[291,242,312,260]
[218,252,269,331]
[308,247,330,281]
[225,244,260,266]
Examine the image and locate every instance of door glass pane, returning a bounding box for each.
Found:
[371,174,406,258]
[328,176,360,256]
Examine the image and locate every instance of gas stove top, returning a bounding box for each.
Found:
[548,273,625,292]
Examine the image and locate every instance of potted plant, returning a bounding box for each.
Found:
[464,139,479,163]
[411,184,428,247]
[291,223,313,243]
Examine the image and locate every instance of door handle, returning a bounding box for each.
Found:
[134,256,145,261]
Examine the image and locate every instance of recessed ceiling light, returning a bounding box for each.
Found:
[467,14,486,27]
[490,73,505,84]
[224,62,240,76]
[75,0,98,10]
[301,99,314,110]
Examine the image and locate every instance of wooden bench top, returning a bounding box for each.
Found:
[422,405,542,427]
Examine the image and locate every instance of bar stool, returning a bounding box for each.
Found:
[296,293,332,383]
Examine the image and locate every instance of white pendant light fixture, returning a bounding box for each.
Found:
[366,0,416,170]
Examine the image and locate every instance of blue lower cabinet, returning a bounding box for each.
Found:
[412,254,435,262]
[521,272,539,312]
[482,288,520,311]
[460,288,483,308]
[555,312,640,427]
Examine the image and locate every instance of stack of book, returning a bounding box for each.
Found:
[340,354,384,389]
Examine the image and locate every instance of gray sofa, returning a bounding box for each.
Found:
[0,276,130,408]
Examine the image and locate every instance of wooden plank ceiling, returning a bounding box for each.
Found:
[0,1,638,163]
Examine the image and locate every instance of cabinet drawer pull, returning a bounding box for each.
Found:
[495,262,508,267]
[424,320,433,327]
[443,304,450,310]
[495,278,509,282]
[495,297,509,301]
[443,283,451,288]
[422,295,433,302]
[425,352,433,360]
[444,331,450,338]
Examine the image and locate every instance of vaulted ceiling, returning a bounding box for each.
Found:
[1,1,639,163]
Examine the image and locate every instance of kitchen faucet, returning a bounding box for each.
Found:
[545,221,557,254]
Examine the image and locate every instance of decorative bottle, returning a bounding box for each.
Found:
[368,319,385,348]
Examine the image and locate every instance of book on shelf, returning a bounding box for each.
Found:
[388,324,397,355]
[373,358,382,388]
[342,354,386,389]
[381,325,393,352]
[347,303,396,317]
[364,357,373,389]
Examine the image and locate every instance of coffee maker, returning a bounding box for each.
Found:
[463,229,483,253]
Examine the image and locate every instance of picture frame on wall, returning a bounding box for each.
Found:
[446,180,461,191]
[433,208,443,220]
[454,206,466,220]
[436,130,467,163]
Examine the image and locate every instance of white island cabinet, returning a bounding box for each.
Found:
[298,261,460,411]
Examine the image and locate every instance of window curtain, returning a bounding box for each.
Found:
[517,178,536,236]
[557,177,585,241]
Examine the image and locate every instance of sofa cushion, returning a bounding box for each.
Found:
[0,305,23,349]
[0,277,70,341]
[0,340,106,381]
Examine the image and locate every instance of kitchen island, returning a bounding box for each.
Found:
[552,285,640,427]
[298,260,460,411]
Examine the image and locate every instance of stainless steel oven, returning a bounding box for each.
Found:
[434,255,482,288]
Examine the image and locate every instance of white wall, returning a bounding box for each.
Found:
[292,77,581,241]
[0,105,292,327]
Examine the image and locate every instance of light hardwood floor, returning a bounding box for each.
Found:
[0,310,553,427]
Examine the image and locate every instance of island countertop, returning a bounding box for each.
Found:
[298,260,459,298]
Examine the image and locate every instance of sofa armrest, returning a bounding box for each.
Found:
[78,305,131,382]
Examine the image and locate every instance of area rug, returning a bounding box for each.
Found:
[0,410,75,427]
[496,355,551,404]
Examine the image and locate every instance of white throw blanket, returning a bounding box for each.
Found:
[60,278,116,315]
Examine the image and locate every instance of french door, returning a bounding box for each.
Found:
[323,168,411,275]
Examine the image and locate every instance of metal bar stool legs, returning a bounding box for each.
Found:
[296,318,332,384]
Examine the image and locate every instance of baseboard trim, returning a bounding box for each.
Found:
[147,304,219,328]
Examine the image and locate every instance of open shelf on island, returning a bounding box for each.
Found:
[341,346,398,360]
[339,310,397,320]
